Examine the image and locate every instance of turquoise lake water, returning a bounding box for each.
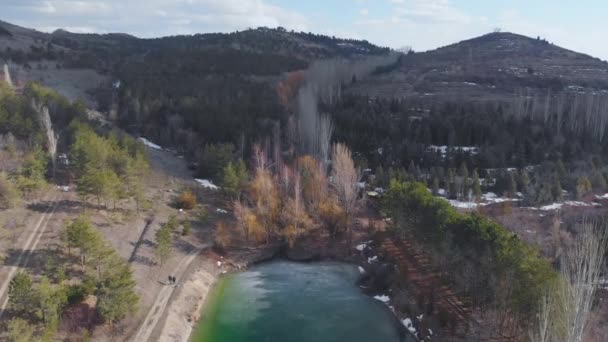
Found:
[191,260,412,342]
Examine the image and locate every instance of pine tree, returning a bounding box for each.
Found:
[6,318,34,342]
[472,170,482,201]
[375,165,385,188]
[447,169,456,199]
[154,224,173,266]
[509,172,518,196]
[8,272,34,315]
[408,161,417,181]
[459,162,469,199]
[552,176,563,201]
[432,176,440,195]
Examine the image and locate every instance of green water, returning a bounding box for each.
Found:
[191,260,411,342]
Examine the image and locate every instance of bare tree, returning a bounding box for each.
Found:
[331,143,361,246]
[529,288,556,342]
[557,219,608,342]
[33,100,57,175]
[533,218,608,342]
[3,64,12,87]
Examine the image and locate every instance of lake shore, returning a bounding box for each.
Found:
[155,256,218,342]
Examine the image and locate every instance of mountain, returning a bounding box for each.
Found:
[350,32,608,101]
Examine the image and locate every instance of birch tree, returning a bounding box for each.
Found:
[331,143,361,246]
[557,219,608,342]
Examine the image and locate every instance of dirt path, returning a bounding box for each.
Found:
[130,243,210,342]
[0,188,63,319]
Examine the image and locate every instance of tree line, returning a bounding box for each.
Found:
[382,180,556,338]
[6,216,138,340]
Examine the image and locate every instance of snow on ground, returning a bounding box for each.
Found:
[538,201,600,211]
[596,193,608,199]
[216,208,228,214]
[539,203,563,211]
[358,266,366,274]
[402,318,417,334]
[355,240,372,251]
[195,179,219,190]
[373,295,390,303]
[367,256,378,263]
[448,200,479,209]
[138,137,163,150]
[426,145,479,157]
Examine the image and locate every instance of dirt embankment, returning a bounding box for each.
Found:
[155,257,218,342]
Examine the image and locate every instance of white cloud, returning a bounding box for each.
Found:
[3,0,311,37]
[393,0,472,24]
[359,8,369,16]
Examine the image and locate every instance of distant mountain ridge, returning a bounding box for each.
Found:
[350,31,608,100]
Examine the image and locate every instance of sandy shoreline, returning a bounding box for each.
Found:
[156,259,219,342]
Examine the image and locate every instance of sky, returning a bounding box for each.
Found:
[3,0,608,60]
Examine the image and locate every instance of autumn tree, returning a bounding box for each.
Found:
[250,165,280,243]
[176,190,197,210]
[331,143,361,246]
[214,221,233,249]
[297,155,329,212]
[281,173,314,247]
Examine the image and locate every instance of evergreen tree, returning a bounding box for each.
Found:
[6,318,34,342]
[509,172,518,196]
[96,264,139,325]
[375,165,385,188]
[432,176,440,196]
[222,159,248,199]
[8,272,34,315]
[552,176,563,201]
[154,224,173,265]
[447,169,456,199]
[459,162,469,199]
[472,170,482,201]
[408,160,417,181]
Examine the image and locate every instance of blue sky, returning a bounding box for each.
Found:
[3,0,608,60]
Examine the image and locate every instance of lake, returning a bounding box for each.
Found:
[191,260,413,342]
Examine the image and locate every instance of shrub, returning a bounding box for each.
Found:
[0,172,19,208]
[182,221,191,236]
[214,221,232,250]
[176,191,196,210]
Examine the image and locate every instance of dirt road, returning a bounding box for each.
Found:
[130,243,211,342]
[0,188,63,319]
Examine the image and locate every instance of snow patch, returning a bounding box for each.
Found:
[539,201,600,211]
[216,208,228,214]
[195,179,219,190]
[402,318,416,334]
[367,256,378,263]
[358,266,366,274]
[373,295,390,303]
[138,137,163,150]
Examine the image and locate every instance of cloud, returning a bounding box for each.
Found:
[3,0,311,37]
[359,8,369,16]
[393,0,472,24]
